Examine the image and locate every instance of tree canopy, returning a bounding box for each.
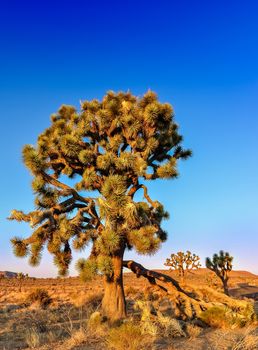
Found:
[9,91,191,279]
[164,251,201,277]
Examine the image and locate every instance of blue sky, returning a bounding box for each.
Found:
[0,1,257,277]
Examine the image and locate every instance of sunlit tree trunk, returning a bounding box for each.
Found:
[102,249,126,321]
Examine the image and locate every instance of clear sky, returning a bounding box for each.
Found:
[0,0,257,277]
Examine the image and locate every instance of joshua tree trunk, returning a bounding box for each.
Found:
[102,251,126,321]
[222,278,229,296]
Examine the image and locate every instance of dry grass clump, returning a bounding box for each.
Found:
[87,311,108,338]
[87,311,103,329]
[185,323,202,338]
[107,322,149,350]
[106,307,186,350]
[57,311,106,350]
[25,327,41,348]
[156,311,186,337]
[26,288,52,308]
[134,300,158,336]
[231,328,258,350]
[134,300,186,338]
[63,329,88,349]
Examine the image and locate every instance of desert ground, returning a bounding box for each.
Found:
[1,268,258,350]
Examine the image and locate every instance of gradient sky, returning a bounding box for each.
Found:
[0,0,257,277]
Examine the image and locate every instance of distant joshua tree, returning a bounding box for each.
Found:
[17,272,29,292]
[164,251,201,279]
[206,250,233,295]
[8,91,191,321]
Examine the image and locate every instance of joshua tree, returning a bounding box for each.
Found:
[164,251,201,279]
[16,272,29,292]
[206,250,233,295]
[9,91,191,320]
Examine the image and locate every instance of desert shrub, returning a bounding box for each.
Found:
[107,322,148,350]
[87,311,109,337]
[26,288,52,308]
[134,300,156,319]
[237,303,257,325]
[65,329,88,349]
[134,300,185,338]
[134,300,158,335]
[185,323,202,338]
[200,306,235,328]
[156,311,185,337]
[200,304,256,329]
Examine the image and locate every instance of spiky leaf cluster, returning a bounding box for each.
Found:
[9,91,191,276]
[206,250,233,281]
[164,251,201,277]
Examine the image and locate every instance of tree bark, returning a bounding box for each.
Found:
[123,260,189,295]
[102,253,126,321]
[222,278,229,296]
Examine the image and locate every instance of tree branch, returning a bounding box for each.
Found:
[140,184,158,208]
[41,172,92,204]
[128,184,158,208]
[123,260,187,294]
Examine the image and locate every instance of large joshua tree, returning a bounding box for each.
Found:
[9,91,191,320]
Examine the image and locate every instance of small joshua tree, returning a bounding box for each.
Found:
[164,251,201,279]
[16,272,29,292]
[206,250,233,295]
[9,91,191,320]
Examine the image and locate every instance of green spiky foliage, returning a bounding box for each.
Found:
[206,250,233,295]
[9,91,191,279]
[164,251,201,278]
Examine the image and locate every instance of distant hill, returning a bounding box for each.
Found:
[0,271,17,278]
[154,268,258,289]
[161,268,258,278]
